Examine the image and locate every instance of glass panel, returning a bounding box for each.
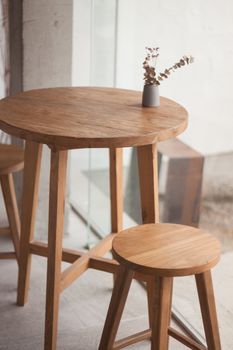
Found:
[90,0,117,86]
[71,0,119,247]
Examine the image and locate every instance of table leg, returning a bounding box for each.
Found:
[109,148,123,233]
[44,149,68,350]
[137,143,159,328]
[109,148,123,283]
[137,144,159,224]
[17,141,42,306]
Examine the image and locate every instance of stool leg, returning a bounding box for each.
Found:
[98,266,134,350]
[44,149,68,350]
[195,271,221,350]
[147,278,157,328]
[0,173,21,262]
[151,276,173,350]
[17,141,42,306]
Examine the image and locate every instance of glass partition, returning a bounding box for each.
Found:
[70,0,120,247]
[70,0,233,344]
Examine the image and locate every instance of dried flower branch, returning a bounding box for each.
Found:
[143,47,194,86]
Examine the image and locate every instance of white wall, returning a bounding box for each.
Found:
[73,0,233,155]
[116,0,233,155]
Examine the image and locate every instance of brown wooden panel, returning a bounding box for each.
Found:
[160,139,204,227]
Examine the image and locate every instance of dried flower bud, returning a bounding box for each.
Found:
[143,47,193,86]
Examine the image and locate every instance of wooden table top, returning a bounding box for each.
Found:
[0,87,188,149]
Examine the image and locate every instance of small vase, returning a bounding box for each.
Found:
[142,84,160,107]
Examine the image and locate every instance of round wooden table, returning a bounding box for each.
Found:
[0,87,188,350]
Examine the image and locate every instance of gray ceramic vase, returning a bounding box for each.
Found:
[142,84,160,107]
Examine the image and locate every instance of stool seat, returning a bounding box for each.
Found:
[113,223,221,277]
[0,144,24,175]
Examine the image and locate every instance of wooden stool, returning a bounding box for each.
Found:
[99,223,222,350]
[0,144,24,263]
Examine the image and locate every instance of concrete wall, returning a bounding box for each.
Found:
[0,1,9,225]
[0,1,8,98]
[23,0,73,90]
[23,0,73,239]
[0,0,10,144]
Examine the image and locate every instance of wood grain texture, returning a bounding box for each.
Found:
[195,271,222,350]
[0,227,11,235]
[0,143,24,175]
[147,277,157,328]
[151,276,173,350]
[112,327,206,350]
[60,233,116,292]
[137,143,159,224]
[0,252,16,259]
[112,223,221,277]
[44,149,68,350]
[28,241,150,282]
[17,141,42,306]
[0,173,20,261]
[137,144,160,328]
[0,87,188,149]
[113,329,151,349]
[109,148,123,232]
[168,327,206,350]
[98,266,134,350]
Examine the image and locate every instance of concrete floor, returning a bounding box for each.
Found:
[0,222,233,349]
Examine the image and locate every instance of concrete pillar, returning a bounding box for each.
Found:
[0,0,10,225]
[23,0,73,239]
